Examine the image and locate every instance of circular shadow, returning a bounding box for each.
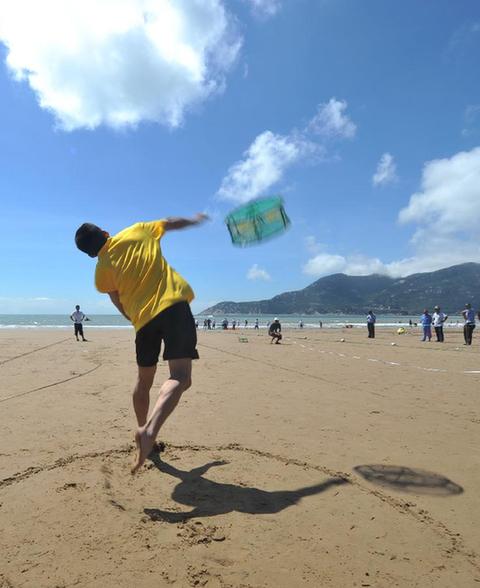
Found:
[354,464,463,496]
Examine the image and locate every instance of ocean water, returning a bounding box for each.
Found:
[0,314,465,329]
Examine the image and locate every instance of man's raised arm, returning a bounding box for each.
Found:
[163,213,209,232]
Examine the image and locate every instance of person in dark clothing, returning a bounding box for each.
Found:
[462,303,476,345]
[268,318,282,344]
[366,310,376,339]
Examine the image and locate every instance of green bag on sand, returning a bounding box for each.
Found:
[225,196,290,247]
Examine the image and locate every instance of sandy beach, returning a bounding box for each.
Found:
[1,326,479,587]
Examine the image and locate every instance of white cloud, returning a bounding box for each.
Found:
[217,98,354,203]
[398,147,480,233]
[308,98,357,139]
[462,105,480,137]
[303,253,347,277]
[372,152,397,187]
[0,0,241,130]
[217,130,316,203]
[247,263,271,281]
[244,0,281,17]
[305,235,322,255]
[303,253,386,278]
[304,146,480,278]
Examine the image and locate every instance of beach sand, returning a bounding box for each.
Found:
[1,327,479,587]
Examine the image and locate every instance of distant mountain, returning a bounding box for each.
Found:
[201,263,480,315]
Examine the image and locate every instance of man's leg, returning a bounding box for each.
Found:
[132,358,192,474]
[468,324,475,345]
[79,324,87,341]
[133,365,157,426]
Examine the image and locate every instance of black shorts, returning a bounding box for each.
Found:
[135,301,199,367]
[74,323,84,336]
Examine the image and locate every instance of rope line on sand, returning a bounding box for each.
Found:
[0,338,71,365]
[289,338,480,376]
[197,341,349,388]
[0,363,101,404]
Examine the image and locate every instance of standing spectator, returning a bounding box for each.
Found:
[254,319,259,329]
[232,319,236,330]
[222,318,228,330]
[432,305,448,342]
[299,320,304,329]
[70,305,87,342]
[462,303,476,345]
[420,309,432,342]
[366,310,376,339]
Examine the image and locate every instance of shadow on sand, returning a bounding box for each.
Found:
[144,456,349,523]
[354,464,463,496]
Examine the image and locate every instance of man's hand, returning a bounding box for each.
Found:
[193,212,209,224]
[164,213,210,232]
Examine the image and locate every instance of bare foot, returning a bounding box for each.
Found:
[131,428,155,475]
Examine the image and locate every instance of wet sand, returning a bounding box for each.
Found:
[0,327,479,587]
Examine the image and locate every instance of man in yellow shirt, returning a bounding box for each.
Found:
[75,213,208,473]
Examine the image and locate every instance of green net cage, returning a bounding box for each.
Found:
[225,196,290,247]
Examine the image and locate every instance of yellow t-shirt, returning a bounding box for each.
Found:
[95,220,194,332]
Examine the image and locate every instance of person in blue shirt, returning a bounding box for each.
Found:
[461,303,476,345]
[420,309,432,342]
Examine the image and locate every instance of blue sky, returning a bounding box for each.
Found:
[1,0,480,314]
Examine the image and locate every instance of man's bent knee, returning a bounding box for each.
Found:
[136,365,157,388]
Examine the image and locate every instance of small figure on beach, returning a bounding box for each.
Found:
[268,317,282,344]
[254,319,259,329]
[232,319,236,330]
[299,320,304,329]
[212,320,216,329]
[222,318,228,330]
[432,306,448,342]
[245,319,248,328]
[319,321,323,329]
[420,309,432,342]
[70,305,87,341]
[366,310,376,339]
[75,213,208,474]
[462,303,476,345]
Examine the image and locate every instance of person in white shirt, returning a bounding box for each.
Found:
[432,305,448,342]
[70,305,87,341]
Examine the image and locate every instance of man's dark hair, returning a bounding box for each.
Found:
[75,223,108,257]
